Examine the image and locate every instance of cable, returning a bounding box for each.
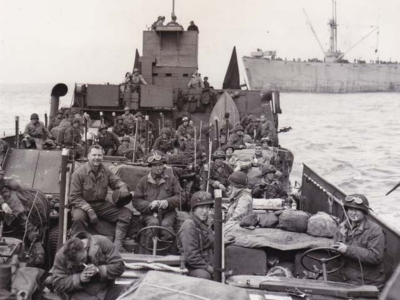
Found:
[22,191,39,243]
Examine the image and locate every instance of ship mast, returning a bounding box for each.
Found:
[325,0,342,63]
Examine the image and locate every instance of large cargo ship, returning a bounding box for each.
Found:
[243,1,400,93]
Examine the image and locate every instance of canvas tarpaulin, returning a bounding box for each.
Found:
[117,271,250,300]
[225,223,332,251]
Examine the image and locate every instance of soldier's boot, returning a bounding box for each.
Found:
[114,224,129,253]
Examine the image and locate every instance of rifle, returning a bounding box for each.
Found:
[215,117,220,149]
[132,118,138,163]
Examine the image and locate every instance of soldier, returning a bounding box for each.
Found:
[69,145,133,252]
[176,116,194,142]
[240,112,256,130]
[187,72,204,89]
[252,142,272,169]
[187,20,199,33]
[223,145,239,170]
[22,113,52,149]
[116,136,134,159]
[203,76,209,88]
[97,124,120,156]
[179,127,204,161]
[0,168,45,266]
[121,107,135,132]
[178,191,215,280]
[226,171,253,223]
[52,232,125,300]
[132,151,181,245]
[112,116,129,138]
[48,109,64,131]
[252,165,287,199]
[127,68,147,93]
[228,125,246,149]
[153,128,174,154]
[256,114,275,141]
[244,119,259,138]
[208,149,234,194]
[330,194,385,291]
[64,118,84,159]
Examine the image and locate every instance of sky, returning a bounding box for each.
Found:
[1,0,399,88]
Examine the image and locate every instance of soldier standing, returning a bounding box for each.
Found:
[64,118,84,159]
[121,107,135,132]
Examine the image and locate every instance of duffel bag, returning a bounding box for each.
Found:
[259,212,278,228]
[307,212,338,238]
[278,210,310,233]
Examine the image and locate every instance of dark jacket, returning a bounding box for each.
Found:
[252,178,287,199]
[112,123,129,137]
[256,120,275,141]
[244,122,257,137]
[176,124,194,140]
[179,139,203,158]
[52,232,124,300]
[69,163,127,211]
[178,214,214,271]
[132,171,181,216]
[64,126,82,147]
[23,121,51,139]
[208,161,234,188]
[153,137,174,154]
[97,131,120,150]
[228,133,246,149]
[333,218,385,290]
[48,116,63,131]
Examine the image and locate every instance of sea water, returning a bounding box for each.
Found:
[1,83,400,230]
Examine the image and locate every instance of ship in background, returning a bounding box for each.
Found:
[243,0,400,93]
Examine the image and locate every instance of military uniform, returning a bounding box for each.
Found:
[112,123,129,137]
[64,125,84,158]
[256,120,275,141]
[179,139,203,159]
[23,121,51,149]
[208,161,234,191]
[226,188,253,223]
[252,178,287,199]
[228,133,246,149]
[176,124,194,140]
[97,131,120,156]
[121,113,136,131]
[48,116,63,131]
[69,162,132,250]
[245,122,258,137]
[132,171,181,241]
[153,136,174,154]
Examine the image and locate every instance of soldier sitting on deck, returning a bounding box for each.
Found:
[48,109,64,131]
[176,116,194,143]
[22,113,53,149]
[208,149,234,195]
[132,151,181,250]
[153,128,174,154]
[179,128,204,162]
[112,116,129,138]
[97,124,120,156]
[228,125,246,150]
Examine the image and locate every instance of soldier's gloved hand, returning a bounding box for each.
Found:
[1,203,12,214]
[159,200,169,210]
[87,209,98,224]
[150,200,160,210]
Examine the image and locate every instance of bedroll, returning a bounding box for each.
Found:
[307,212,338,238]
[278,210,310,233]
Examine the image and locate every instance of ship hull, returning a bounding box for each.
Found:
[243,57,400,93]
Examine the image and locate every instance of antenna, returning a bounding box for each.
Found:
[303,8,325,55]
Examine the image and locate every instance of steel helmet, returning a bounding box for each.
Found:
[135,112,144,118]
[165,120,173,127]
[145,150,167,165]
[116,116,123,121]
[30,113,39,120]
[112,189,132,208]
[57,109,63,115]
[182,116,189,122]
[223,144,235,153]
[99,124,108,130]
[235,125,244,132]
[72,118,80,124]
[212,149,226,160]
[343,194,370,215]
[121,136,130,142]
[228,171,248,188]
[124,107,130,111]
[261,165,277,176]
[161,127,172,136]
[190,191,214,210]
[133,68,140,73]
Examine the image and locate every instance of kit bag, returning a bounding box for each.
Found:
[278,210,310,233]
[307,212,338,238]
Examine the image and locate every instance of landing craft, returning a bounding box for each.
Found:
[1,2,400,299]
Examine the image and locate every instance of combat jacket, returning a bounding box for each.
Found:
[64,126,82,147]
[256,120,275,141]
[69,162,127,211]
[153,136,174,154]
[226,188,253,222]
[228,133,246,149]
[52,232,124,300]
[132,172,181,216]
[178,214,214,271]
[176,124,194,140]
[112,123,129,137]
[23,121,51,139]
[187,77,204,89]
[333,218,385,290]
[241,115,256,129]
[252,178,287,199]
[48,116,63,131]
[97,131,120,151]
[245,122,257,137]
[209,161,234,188]
[179,139,203,158]
[121,113,135,130]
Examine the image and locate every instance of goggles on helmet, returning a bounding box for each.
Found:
[147,152,163,163]
[344,195,363,205]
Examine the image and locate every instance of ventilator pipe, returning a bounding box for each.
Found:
[15,116,20,149]
[44,113,48,128]
[213,189,223,282]
[50,83,68,120]
[57,148,69,251]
